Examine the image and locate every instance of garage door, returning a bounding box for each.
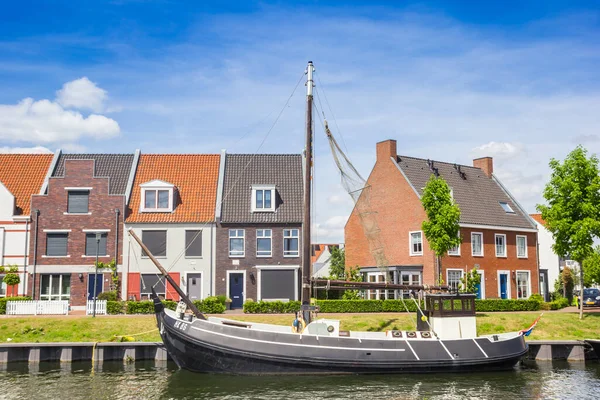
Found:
[260,269,296,300]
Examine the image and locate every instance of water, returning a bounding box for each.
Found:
[0,361,599,399]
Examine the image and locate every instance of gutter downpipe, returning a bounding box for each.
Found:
[115,208,120,293]
[22,220,29,296]
[32,210,40,300]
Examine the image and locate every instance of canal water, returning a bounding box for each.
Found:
[0,361,599,399]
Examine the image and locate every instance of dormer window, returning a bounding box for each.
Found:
[140,180,175,212]
[499,201,515,213]
[252,184,275,212]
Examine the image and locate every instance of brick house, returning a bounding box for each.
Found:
[123,154,221,302]
[29,153,138,308]
[346,140,539,300]
[216,154,303,308]
[0,154,54,297]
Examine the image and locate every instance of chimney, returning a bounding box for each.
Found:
[473,157,493,177]
[376,139,397,162]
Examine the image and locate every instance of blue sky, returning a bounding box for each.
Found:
[1,1,600,242]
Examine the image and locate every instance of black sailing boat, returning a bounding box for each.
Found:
[129,62,531,374]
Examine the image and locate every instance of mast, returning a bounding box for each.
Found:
[301,61,314,306]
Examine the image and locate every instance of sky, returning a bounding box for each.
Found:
[1,1,600,243]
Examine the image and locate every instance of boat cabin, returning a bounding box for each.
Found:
[421,293,477,339]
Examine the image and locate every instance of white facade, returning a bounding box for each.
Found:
[533,219,561,291]
[0,182,28,296]
[122,223,216,301]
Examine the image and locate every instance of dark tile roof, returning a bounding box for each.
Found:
[220,154,303,224]
[396,155,535,230]
[52,154,135,195]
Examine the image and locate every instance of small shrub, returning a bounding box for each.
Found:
[215,295,227,305]
[98,291,118,301]
[549,297,570,310]
[195,297,226,314]
[107,301,124,314]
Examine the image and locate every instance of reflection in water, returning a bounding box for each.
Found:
[0,360,598,399]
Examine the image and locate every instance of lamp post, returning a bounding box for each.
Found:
[93,232,101,318]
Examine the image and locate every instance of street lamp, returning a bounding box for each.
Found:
[93,232,101,318]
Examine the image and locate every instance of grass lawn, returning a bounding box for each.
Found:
[0,312,598,343]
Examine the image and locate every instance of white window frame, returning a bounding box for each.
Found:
[40,274,71,301]
[140,180,175,213]
[256,229,272,258]
[366,272,394,300]
[495,234,507,257]
[251,184,276,212]
[516,235,528,258]
[497,270,511,299]
[516,270,531,299]
[283,229,299,257]
[409,231,423,256]
[448,230,461,256]
[476,270,485,299]
[446,268,464,292]
[229,229,245,258]
[471,232,483,257]
[140,273,166,299]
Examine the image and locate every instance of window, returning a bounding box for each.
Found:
[516,235,527,258]
[229,229,245,257]
[185,230,202,257]
[46,233,68,256]
[0,277,6,297]
[447,269,464,292]
[471,232,483,256]
[68,191,89,213]
[256,229,272,257]
[252,185,275,212]
[367,273,394,300]
[495,234,506,257]
[144,189,170,211]
[409,231,423,256]
[283,229,299,257]
[40,274,70,300]
[499,201,515,213]
[141,230,167,257]
[448,231,461,256]
[140,274,166,300]
[516,271,530,299]
[85,233,107,256]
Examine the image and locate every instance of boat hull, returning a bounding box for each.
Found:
[155,308,528,375]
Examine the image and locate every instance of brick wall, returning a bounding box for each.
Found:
[215,223,302,301]
[28,159,126,306]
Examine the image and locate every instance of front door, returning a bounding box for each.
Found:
[187,273,202,301]
[539,270,549,302]
[229,273,244,309]
[87,273,103,300]
[499,273,508,299]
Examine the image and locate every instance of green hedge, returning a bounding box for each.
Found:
[242,298,548,314]
[106,296,226,315]
[549,297,570,310]
[0,296,31,314]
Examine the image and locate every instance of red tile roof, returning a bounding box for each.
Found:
[312,244,339,264]
[126,154,221,223]
[529,213,545,226]
[0,154,53,216]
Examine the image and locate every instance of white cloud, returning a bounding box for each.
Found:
[0,146,53,154]
[56,77,108,112]
[471,142,524,160]
[0,97,120,144]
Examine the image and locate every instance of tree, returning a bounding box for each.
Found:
[460,268,481,294]
[421,175,462,282]
[583,246,600,287]
[328,246,346,279]
[342,266,363,300]
[0,265,21,296]
[554,267,575,304]
[537,146,600,319]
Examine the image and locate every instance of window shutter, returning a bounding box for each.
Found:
[185,230,202,257]
[142,231,167,257]
[46,234,68,256]
[68,191,89,213]
[260,269,295,300]
[86,233,108,256]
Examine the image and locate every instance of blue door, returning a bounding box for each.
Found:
[499,274,508,299]
[229,273,244,309]
[88,274,103,300]
[475,282,482,299]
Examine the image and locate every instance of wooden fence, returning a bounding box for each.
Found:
[86,300,107,315]
[6,300,69,315]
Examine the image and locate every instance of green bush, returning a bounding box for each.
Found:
[124,300,177,314]
[107,301,125,314]
[215,295,227,305]
[549,297,570,310]
[0,296,31,314]
[195,297,226,314]
[242,298,545,314]
[98,291,118,301]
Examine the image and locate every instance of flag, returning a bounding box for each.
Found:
[519,313,544,337]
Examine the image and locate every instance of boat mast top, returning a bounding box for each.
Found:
[301,61,314,306]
